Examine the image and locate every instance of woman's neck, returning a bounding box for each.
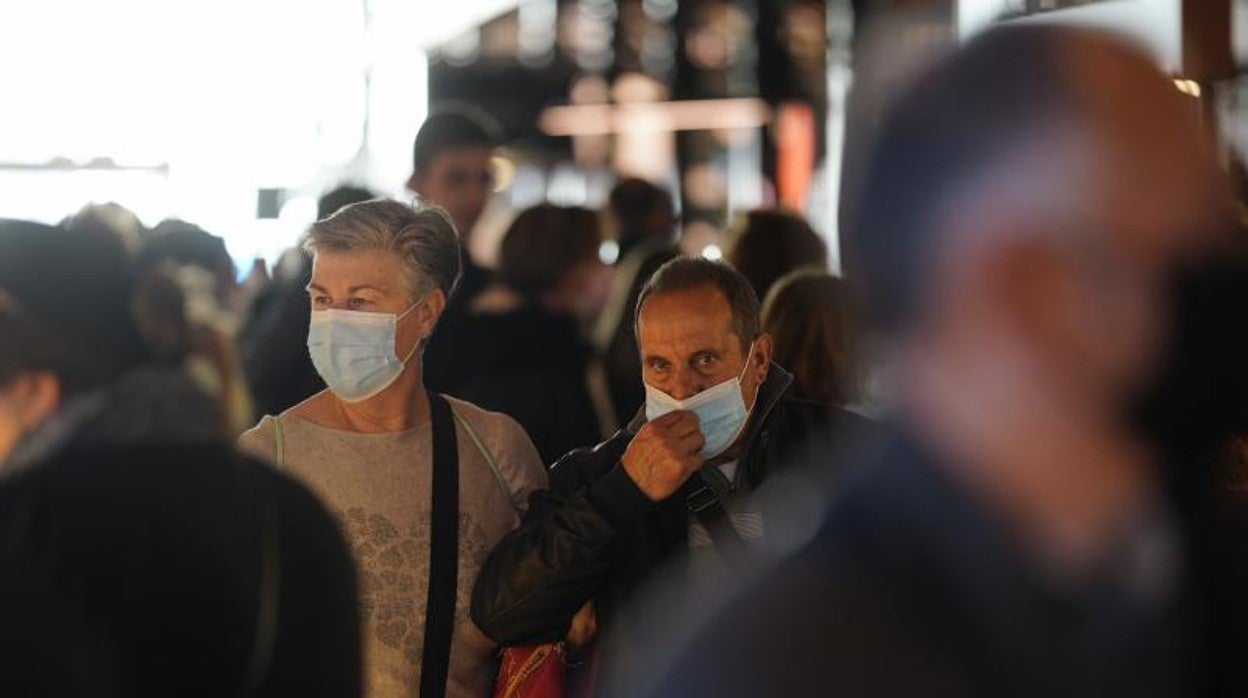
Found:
[302,362,430,433]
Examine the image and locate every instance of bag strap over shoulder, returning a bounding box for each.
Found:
[420,393,460,698]
[272,417,285,468]
[450,406,524,516]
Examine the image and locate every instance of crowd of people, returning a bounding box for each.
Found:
[2,23,1248,698]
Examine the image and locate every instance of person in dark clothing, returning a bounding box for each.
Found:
[639,25,1236,698]
[408,106,504,394]
[456,205,610,463]
[238,185,377,416]
[1133,243,1248,697]
[471,257,867,662]
[604,177,678,263]
[0,220,362,697]
[594,178,680,427]
[724,208,828,302]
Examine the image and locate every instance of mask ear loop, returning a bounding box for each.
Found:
[738,339,763,412]
[396,299,426,365]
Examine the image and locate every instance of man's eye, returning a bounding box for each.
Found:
[312,296,331,307]
[347,298,368,309]
[696,355,716,367]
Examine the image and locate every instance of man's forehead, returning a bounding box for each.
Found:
[638,286,734,340]
[429,147,493,170]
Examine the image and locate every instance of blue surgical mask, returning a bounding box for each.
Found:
[644,344,757,458]
[307,304,419,403]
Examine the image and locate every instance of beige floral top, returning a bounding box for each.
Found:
[239,396,547,698]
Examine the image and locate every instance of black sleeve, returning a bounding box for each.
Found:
[470,438,654,645]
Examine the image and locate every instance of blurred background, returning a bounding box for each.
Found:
[0,0,1244,273]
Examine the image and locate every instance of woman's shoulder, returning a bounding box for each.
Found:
[237,414,280,460]
[443,396,527,442]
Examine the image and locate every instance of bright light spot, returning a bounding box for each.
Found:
[701,244,723,261]
[599,240,620,265]
[492,155,517,193]
[1174,79,1202,98]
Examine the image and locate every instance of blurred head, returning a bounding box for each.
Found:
[317,184,378,220]
[303,200,462,362]
[0,220,146,460]
[846,25,1230,408]
[762,271,861,406]
[406,106,502,239]
[725,209,828,301]
[61,201,143,258]
[498,204,609,319]
[606,178,677,258]
[635,258,773,406]
[137,220,237,308]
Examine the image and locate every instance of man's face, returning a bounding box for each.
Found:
[409,147,494,238]
[637,285,769,405]
[1060,53,1231,398]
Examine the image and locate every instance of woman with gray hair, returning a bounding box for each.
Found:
[239,200,547,698]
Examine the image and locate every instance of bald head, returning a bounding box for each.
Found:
[847,25,1228,336]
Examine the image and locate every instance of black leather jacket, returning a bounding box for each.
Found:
[471,364,868,645]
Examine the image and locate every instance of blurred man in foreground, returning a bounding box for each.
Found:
[642,25,1237,697]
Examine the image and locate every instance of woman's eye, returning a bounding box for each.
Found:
[312,296,331,307]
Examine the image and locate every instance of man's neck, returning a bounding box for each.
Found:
[898,337,1157,588]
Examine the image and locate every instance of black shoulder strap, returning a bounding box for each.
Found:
[684,468,745,563]
[420,393,460,698]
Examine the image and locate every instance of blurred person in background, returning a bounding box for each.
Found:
[640,25,1237,697]
[0,219,361,696]
[137,219,240,316]
[134,218,254,433]
[761,271,864,412]
[61,201,144,260]
[472,258,867,679]
[604,177,679,264]
[457,204,612,464]
[724,209,828,303]
[594,178,681,427]
[237,200,547,698]
[238,185,377,417]
[409,106,505,394]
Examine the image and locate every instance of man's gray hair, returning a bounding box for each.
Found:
[303,199,462,301]
[635,257,761,351]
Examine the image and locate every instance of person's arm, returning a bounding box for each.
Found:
[472,412,705,645]
[470,438,655,645]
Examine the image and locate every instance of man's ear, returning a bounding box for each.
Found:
[977,236,1077,350]
[751,333,774,381]
[13,371,60,431]
[407,172,425,197]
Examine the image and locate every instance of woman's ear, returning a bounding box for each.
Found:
[414,289,448,338]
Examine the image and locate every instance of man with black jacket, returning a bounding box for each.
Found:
[471,257,866,654]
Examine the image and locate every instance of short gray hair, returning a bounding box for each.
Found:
[303,199,462,301]
[636,257,761,351]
